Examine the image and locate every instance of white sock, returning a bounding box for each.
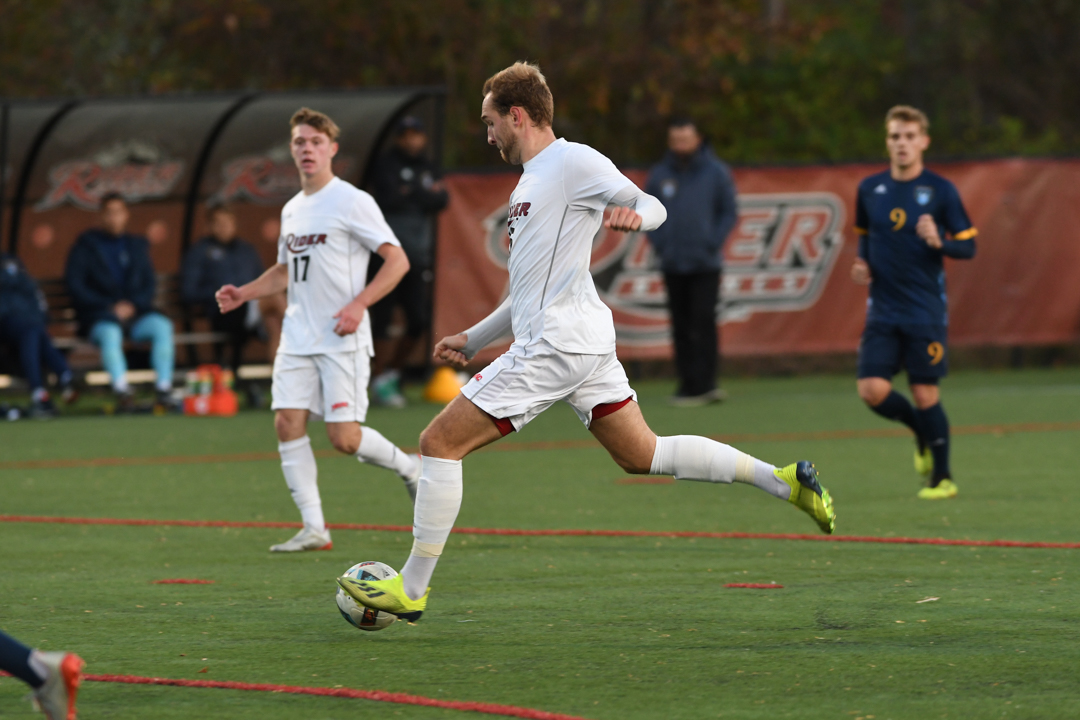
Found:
[113,379,130,393]
[279,436,325,532]
[400,456,463,600]
[650,435,790,500]
[356,426,417,478]
[27,650,49,684]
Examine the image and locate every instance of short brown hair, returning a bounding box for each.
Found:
[482,62,554,128]
[885,105,929,134]
[290,107,340,141]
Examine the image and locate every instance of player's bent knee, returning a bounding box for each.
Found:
[857,379,891,406]
[418,425,450,458]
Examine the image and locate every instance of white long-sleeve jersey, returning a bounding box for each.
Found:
[463,138,666,357]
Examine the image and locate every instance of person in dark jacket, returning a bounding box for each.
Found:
[367,116,449,407]
[645,117,738,406]
[181,204,264,375]
[65,192,174,405]
[0,253,75,417]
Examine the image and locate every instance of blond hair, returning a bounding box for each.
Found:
[482,62,554,128]
[885,105,929,134]
[290,107,341,141]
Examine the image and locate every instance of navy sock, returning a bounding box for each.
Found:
[915,403,951,485]
[870,391,924,448]
[0,630,44,688]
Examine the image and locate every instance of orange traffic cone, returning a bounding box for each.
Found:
[424,366,462,404]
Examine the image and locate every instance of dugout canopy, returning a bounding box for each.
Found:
[0,88,444,277]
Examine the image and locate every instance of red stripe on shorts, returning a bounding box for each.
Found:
[486,413,515,437]
[592,396,632,420]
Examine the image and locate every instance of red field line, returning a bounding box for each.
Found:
[3,420,1078,471]
[2,514,1077,549]
[725,583,784,589]
[153,579,214,585]
[73,673,590,719]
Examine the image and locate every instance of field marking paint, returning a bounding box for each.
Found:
[2,514,1077,550]
[725,583,784,589]
[3,420,1078,472]
[152,579,214,585]
[0,672,591,720]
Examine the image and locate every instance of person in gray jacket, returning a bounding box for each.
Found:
[645,117,738,405]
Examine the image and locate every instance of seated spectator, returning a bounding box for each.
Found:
[65,192,175,408]
[0,253,76,417]
[181,204,265,378]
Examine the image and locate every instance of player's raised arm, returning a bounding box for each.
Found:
[216,263,288,314]
[565,144,667,233]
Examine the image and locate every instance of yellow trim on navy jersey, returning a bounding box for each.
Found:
[952,227,978,240]
[854,226,868,235]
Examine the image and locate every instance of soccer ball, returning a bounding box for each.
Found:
[335,561,398,632]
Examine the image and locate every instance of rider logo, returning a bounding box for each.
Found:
[483,192,844,346]
[208,145,356,205]
[35,140,184,211]
[284,233,327,253]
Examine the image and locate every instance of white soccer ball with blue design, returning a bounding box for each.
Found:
[335,561,398,631]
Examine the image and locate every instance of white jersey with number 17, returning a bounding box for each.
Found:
[276,176,400,356]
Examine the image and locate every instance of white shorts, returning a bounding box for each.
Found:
[461,340,635,432]
[271,352,370,423]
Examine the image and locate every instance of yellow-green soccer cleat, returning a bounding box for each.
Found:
[914,445,933,478]
[336,572,428,622]
[917,479,958,500]
[774,461,836,534]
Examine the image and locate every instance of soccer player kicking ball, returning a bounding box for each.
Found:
[217,108,420,552]
[337,63,835,621]
[851,106,977,500]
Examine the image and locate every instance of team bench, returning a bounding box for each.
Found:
[35,275,229,370]
[0,275,229,388]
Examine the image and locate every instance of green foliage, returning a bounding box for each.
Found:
[1,1,1078,164]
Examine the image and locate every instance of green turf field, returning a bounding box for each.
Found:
[2,369,1078,719]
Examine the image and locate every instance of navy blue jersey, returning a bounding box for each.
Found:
[855,169,976,325]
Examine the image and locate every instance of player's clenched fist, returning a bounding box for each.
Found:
[916,213,942,249]
[604,206,643,232]
[216,284,246,314]
[433,333,469,369]
[850,258,872,285]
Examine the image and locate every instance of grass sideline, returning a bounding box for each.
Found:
[1,369,1079,719]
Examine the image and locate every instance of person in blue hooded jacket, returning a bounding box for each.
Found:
[65,192,175,407]
[645,117,738,405]
[0,253,75,416]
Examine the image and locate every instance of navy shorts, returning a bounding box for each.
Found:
[857,322,948,384]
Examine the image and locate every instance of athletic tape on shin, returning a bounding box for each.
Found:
[650,435,736,483]
[410,540,444,558]
[412,456,463,546]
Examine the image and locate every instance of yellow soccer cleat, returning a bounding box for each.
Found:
[917,479,958,500]
[774,461,836,534]
[914,445,933,478]
[336,572,428,622]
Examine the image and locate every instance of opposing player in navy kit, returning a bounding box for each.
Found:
[851,105,977,500]
[338,62,835,622]
[216,108,421,551]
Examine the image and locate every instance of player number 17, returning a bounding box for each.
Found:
[292,256,310,282]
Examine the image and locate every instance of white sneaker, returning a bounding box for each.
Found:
[269,527,332,552]
[401,453,421,502]
[30,651,83,720]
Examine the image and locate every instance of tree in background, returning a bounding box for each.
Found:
[1,0,1077,166]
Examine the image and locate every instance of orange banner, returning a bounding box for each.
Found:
[434,159,1080,360]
